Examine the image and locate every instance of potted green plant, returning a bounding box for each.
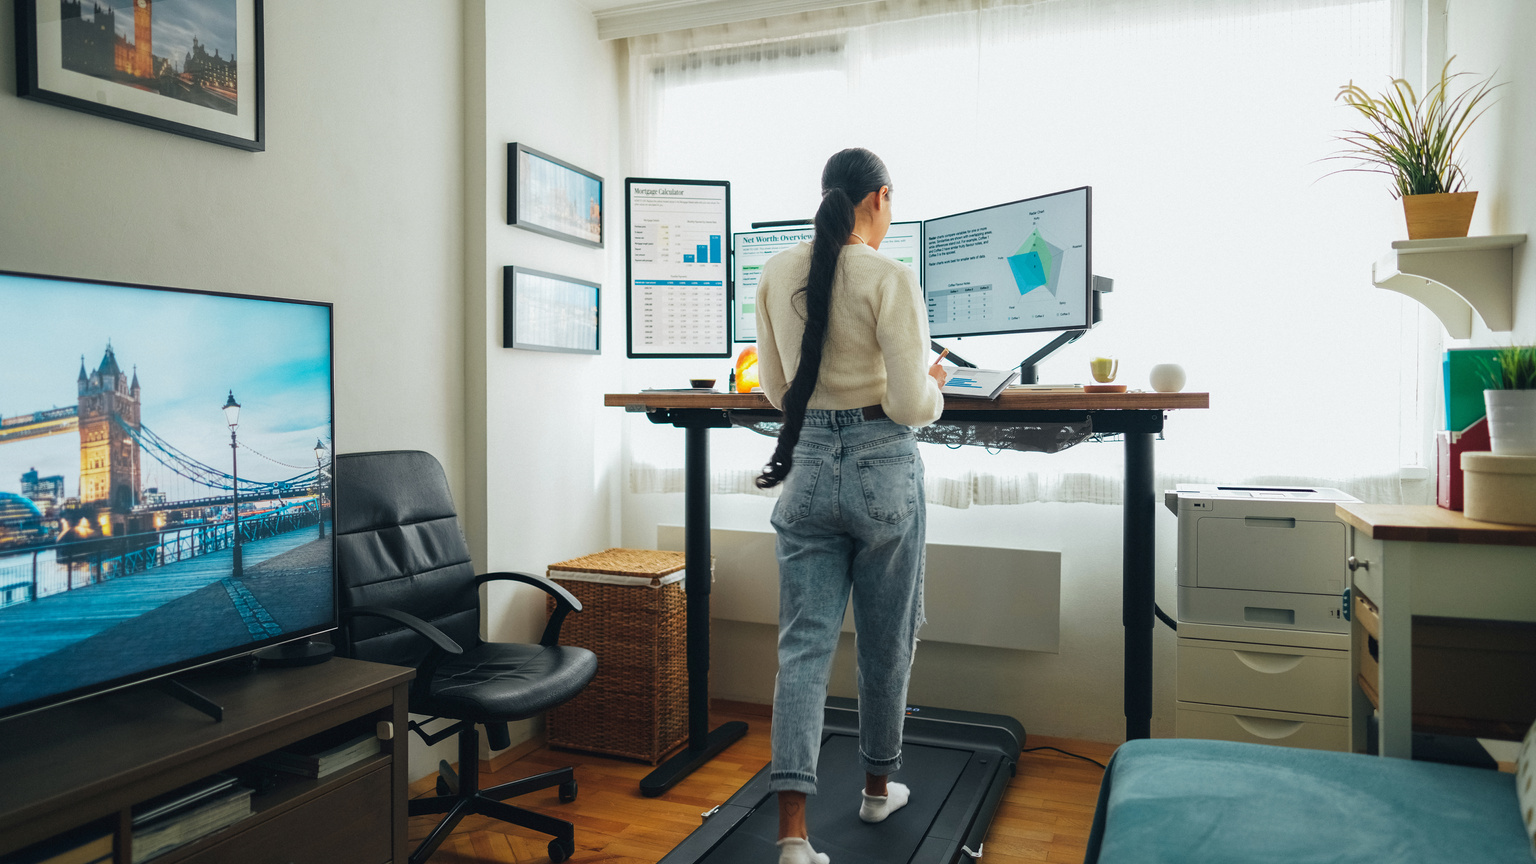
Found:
[1482,345,1536,456]
[1331,57,1502,240]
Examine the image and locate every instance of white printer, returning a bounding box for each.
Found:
[1165,484,1360,634]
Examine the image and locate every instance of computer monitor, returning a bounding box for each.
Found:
[732,220,923,343]
[922,186,1091,338]
[0,269,335,721]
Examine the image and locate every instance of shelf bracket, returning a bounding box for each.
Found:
[1372,234,1526,339]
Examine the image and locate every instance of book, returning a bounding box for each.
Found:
[250,726,382,779]
[131,787,252,863]
[131,774,240,827]
[940,367,1020,399]
[1443,348,1501,432]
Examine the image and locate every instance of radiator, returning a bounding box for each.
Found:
[657,526,1060,653]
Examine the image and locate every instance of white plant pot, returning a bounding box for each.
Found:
[1484,389,1536,456]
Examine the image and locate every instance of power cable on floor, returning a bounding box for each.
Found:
[1021,746,1107,770]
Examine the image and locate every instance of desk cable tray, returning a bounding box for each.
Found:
[729,415,1095,454]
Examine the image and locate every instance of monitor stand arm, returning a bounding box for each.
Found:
[1015,274,1112,384]
[1017,329,1087,384]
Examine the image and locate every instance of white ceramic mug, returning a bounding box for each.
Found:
[1149,364,1186,393]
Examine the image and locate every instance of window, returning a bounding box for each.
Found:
[628,0,1431,506]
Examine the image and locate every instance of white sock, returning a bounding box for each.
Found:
[859,781,910,823]
[777,836,830,864]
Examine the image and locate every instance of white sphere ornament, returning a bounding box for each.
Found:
[1149,364,1186,393]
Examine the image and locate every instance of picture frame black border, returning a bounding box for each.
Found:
[624,176,733,359]
[0,267,336,723]
[13,0,266,152]
[922,185,1093,339]
[502,265,601,355]
[507,142,605,248]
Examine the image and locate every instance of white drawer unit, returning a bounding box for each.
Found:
[1175,702,1350,752]
[1177,637,1350,718]
[1175,621,1351,751]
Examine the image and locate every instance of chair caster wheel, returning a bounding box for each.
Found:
[548,837,574,862]
[559,779,578,803]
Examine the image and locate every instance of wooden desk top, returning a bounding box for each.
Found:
[604,391,1210,412]
[1336,503,1536,547]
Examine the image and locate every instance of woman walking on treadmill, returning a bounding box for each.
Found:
[755,148,947,864]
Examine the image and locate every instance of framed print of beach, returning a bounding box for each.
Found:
[507,143,604,247]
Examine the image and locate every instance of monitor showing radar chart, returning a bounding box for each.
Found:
[626,178,732,357]
[732,221,922,343]
[922,187,1091,338]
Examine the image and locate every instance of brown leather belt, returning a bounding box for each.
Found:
[861,404,887,421]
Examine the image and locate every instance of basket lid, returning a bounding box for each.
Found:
[1461,451,1536,475]
[548,547,687,577]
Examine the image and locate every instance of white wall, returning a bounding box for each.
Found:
[461,0,627,751]
[1449,0,1535,344]
[0,1,468,775]
[0,3,466,476]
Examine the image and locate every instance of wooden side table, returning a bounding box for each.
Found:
[1336,503,1536,758]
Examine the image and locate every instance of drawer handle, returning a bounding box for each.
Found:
[1347,556,1369,572]
[1232,650,1304,674]
[1233,715,1305,739]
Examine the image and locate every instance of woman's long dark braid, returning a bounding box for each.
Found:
[757,148,891,489]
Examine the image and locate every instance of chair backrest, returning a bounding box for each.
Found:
[333,450,479,667]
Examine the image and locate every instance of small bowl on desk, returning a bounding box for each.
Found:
[689,378,716,390]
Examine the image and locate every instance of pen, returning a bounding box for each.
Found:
[934,347,949,365]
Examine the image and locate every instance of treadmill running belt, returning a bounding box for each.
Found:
[698,735,971,864]
[660,700,1024,864]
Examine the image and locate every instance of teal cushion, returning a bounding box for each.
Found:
[1085,738,1526,863]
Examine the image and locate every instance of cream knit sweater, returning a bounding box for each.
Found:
[755,241,944,428]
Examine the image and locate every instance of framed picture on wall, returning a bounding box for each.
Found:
[13,0,265,151]
[503,266,600,355]
[507,143,604,247]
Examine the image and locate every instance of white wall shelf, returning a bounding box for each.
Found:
[1371,234,1527,339]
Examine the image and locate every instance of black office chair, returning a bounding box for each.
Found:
[332,450,598,864]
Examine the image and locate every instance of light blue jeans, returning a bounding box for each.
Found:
[769,408,926,795]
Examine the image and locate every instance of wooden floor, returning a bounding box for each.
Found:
[408,705,1117,864]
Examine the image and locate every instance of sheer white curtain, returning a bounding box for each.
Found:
[626,0,1436,507]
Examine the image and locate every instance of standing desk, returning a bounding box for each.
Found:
[604,390,1210,795]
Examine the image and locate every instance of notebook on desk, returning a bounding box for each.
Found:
[940,367,1020,399]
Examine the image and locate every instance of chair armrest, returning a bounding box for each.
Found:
[475,571,582,611]
[474,571,582,647]
[342,606,464,655]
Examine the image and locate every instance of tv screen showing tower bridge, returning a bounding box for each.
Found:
[0,270,334,719]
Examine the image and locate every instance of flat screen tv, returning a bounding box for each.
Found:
[0,269,335,721]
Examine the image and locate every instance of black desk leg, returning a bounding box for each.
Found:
[640,420,749,798]
[1122,431,1155,741]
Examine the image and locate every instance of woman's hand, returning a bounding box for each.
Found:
[928,363,948,386]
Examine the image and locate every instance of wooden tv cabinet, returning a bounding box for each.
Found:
[0,657,413,864]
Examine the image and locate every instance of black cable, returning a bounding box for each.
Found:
[1021,746,1107,770]
[1154,603,1178,632]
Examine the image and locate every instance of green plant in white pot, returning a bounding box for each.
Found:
[1482,345,1536,456]
[1330,57,1502,240]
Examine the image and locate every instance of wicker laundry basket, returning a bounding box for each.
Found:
[544,548,700,763]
